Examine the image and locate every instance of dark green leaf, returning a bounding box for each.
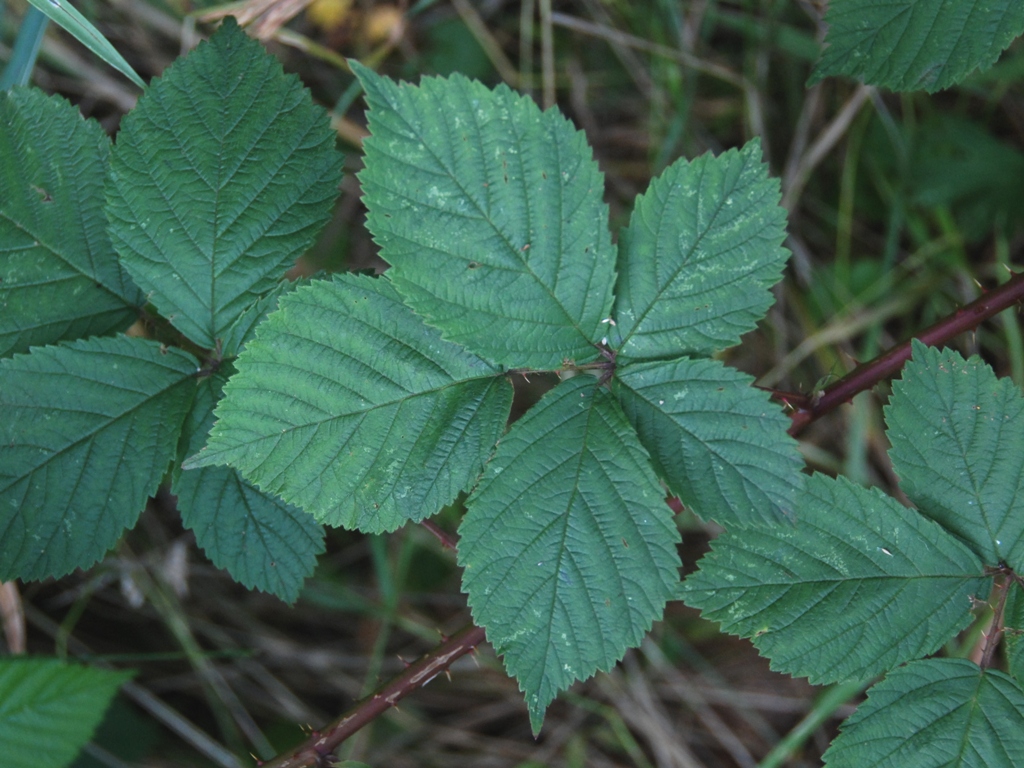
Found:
[459,375,681,732]
[0,657,133,768]
[173,371,324,602]
[886,341,1024,569]
[681,474,989,684]
[612,139,788,360]
[0,336,197,580]
[614,356,801,526]
[355,62,616,369]
[106,18,343,349]
[0,89,142,357]
[810,0,1024,93]
[186,274,511,532]
[824,659,1024,767]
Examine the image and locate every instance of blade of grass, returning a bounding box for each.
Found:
[24,0,145,87]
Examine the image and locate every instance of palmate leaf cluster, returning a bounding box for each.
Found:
[0,19,335,601]
[684,341,1024,766]
[187,61,803,727]
[6,11,1024,764]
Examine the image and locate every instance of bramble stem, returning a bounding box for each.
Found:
[782,270,1024,435]
[259,623,486,768]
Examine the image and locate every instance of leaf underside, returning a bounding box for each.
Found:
[355,62,616,370]
[824,658,1024,767]
[613,139,789,360]
[810,0,1024,93]
[0,89,142,358]
[106,18,343,349]
[459,376,681,732]
[681,474,988,685]
[614,356,802,527]
[0,336,197,581]
[186,274,511,532]
[886,340,1024,569]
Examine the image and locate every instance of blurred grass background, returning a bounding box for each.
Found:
[3,0,1024,766]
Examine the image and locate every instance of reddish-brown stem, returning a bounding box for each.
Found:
[783,270,1024,436]
[980,570,1013,670]
[259,623,486,768]
[420,519,458,551]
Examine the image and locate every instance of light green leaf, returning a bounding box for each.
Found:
[810,0,1024,93]
[614,356,802,526]
[459,375,681,732]
[0,336,197,580]
[355,62,616,369]
[106,18,343,349]
[173,371,324,602]
[0,657,133,768]
[185,274,511,533]
[0,89,142,358]
[681,474,989,684]
[612,139,788,360]
[886,340,1024,569]
[24,0,146,88]
[824,659,1024,767]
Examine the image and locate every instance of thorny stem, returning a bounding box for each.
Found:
[779,270,1024,435]
[258,623,486,768]
[980,570,1014,671]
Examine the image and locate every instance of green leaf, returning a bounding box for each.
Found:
[1006,584,1024,685]
[886,340,1024,569]
[0,89,142,358]
[809,0,1024,93]
[23,0,146,88]
[218,280,299,358]
[459,375,681,732]
[0,657,133,768]
[354,62,616,369]
[681,474,989,684]
[185,274,512,532]
[614,356,802,526]
[0,336,197,580]
[173,370,324,602]
[612,139,788,360]
[823,658,1024,767]
[106,18,343,349]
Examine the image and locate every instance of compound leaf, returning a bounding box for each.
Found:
[614,356,802,526]
[824,658,1024,767]
[459,375,681,732]
[0,336,197,580]
[0,657,133,768]
[0,89,142,358]
[681,474,988,684]
[173,370,324,602]
[810,0,1024,93]
[887,340,1024,569]
[355,62,615,369]
[612,139,788,360]
[185,274,511,532]
[106,18,342,349]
